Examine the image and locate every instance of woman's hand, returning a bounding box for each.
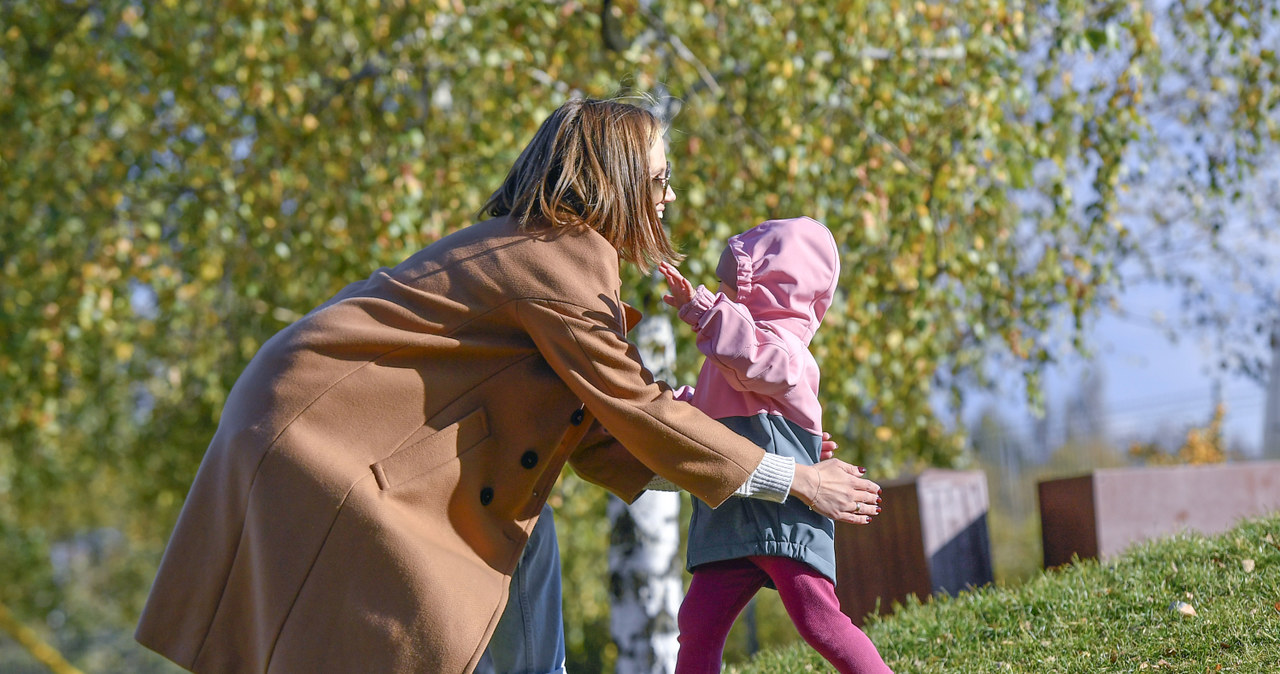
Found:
[791,460,881,525]
[659,261,694,309]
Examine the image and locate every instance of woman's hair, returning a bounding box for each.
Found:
[481,97,680,271]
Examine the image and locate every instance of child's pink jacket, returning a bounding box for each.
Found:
[675,216,840,436]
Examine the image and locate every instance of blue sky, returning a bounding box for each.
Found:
[1049,282,1268,456]
[960,256,1276,462]
[971,12,1280,461]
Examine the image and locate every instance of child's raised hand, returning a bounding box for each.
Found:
[659,261,694,309]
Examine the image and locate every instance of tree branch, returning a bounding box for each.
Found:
[601,0,629,52]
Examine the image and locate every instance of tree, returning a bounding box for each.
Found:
[1107,0,1280,395]
[638,0,1160,471]
[1,0,657,664]
[607,314,683,673]
[3,0,1276,669]
[599,15,685,666]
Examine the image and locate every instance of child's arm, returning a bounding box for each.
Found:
[659,262,801,396]
[689,291,800,395]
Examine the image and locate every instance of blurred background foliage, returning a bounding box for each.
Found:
[1,0,1276,670]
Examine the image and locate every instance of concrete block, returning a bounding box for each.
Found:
[834,469,993,625]
[1038,461,1280,568]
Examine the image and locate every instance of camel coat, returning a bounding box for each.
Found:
[134,216,767,673]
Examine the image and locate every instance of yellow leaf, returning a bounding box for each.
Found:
[199,261,220,281]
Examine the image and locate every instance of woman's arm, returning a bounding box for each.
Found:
[516,297,762,508]
[568,421,659,501]
[517,294,878,523]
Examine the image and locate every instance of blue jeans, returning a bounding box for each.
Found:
[475,503,566,674]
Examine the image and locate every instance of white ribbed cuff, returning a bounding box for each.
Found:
[731,453,794,504]
[644,474,681,492]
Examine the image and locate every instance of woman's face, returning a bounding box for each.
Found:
[648,136,676,219]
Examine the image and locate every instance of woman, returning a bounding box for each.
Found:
[135,98,881,673]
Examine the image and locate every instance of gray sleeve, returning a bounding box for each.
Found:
[644,452,795,502]
[642,474,681,492]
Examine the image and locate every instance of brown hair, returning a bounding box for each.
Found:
[481,97,680,272]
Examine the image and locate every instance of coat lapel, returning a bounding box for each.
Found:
[622,302,643,335]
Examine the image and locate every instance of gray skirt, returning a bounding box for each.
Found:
[685,413,837,584]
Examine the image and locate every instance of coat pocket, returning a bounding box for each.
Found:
[370,407,489,491]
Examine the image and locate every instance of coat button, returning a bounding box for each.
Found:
[521,450,539,469]
[480,487,494,506]
[570,408,585,426]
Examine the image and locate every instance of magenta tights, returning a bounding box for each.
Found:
[675,556,892,674]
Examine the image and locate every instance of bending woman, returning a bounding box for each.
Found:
[135,97,881,673]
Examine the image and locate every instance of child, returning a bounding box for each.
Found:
[659,216,892,674]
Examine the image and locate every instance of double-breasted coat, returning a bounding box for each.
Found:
[135,216,769,673]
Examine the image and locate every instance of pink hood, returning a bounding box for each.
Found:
[722,216,839,343]
[676,217,839,435]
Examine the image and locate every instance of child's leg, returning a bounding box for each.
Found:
[676,558,770,674]
[751,556,893,674]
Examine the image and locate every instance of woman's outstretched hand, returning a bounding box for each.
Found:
[791,459,881,525]
[658,261,694,309]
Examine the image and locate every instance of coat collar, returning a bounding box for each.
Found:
[622,303,643,335]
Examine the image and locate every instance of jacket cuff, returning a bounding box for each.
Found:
[729,453,794,504]
[677,286,718,327]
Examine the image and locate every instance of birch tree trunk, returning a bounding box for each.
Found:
[602,12,687,660]
[608,315,682,674]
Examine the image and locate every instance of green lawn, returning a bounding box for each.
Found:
[730,514,1280,673]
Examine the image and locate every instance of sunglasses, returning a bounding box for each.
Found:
[652,162,672,194]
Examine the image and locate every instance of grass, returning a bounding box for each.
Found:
[729,514,1280,673]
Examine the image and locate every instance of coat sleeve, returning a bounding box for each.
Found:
[567,421,654,503]
[678,286,802,396]
[516,298,764,508]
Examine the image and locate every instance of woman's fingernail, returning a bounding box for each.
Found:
[857,466,865,472]
[875,497,882,504]
[875,506,882,514]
